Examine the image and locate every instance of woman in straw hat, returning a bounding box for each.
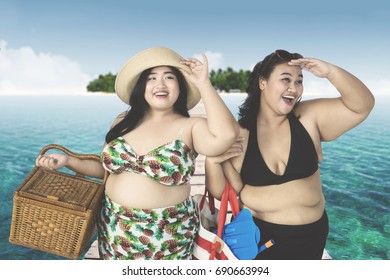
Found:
[205,50,374,259]
[36,47,239,260]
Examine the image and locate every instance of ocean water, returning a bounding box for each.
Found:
[0,94,389,260]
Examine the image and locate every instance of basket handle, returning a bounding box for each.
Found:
[38,144,106,181]
[39,144,100,161]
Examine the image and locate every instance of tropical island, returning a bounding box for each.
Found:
[86,68,250,93]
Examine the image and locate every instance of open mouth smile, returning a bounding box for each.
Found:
[154,91,169,97]
[282,95,296,105]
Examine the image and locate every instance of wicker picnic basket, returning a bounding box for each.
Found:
[9,144,105,259]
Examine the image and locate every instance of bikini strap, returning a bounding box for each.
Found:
[177,118,187,140]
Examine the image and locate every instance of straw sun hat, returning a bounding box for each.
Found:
[115,47,201,109]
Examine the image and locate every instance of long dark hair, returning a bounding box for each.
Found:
[238,50,303,129]
[105,66,190,143]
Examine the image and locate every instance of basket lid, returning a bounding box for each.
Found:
[17,167,103,211]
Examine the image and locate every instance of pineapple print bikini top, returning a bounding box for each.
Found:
[101,119,196,186]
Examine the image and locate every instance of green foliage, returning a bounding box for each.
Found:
[86,72,116,92]
[86,68,250,93]
[210,68,250,92]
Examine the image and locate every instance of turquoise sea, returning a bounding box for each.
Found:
[0,94,389,260]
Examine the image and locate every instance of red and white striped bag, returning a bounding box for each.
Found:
[192,180,239,260]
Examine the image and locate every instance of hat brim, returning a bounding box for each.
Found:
[115,47,201,110]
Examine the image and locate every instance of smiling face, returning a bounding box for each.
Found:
[259,62,303,115]
[144,66,180,110]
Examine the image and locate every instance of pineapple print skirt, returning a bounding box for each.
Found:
[97,194,199,260]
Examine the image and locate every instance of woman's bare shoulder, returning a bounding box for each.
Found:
[187,116,207,128]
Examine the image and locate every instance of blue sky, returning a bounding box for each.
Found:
[0,0,389,95]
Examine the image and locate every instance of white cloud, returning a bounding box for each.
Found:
[366,79,390,96]
[193,51,224,71]
[303,77,390,97]
[302,77,340,97]
[0,40,91,95]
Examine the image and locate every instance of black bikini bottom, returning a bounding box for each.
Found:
[253,211,329,260]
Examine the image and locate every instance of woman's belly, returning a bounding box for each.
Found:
[240,170,325,225]
[104,172,191,209]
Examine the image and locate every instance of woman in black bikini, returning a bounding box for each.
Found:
[205,50,375,259]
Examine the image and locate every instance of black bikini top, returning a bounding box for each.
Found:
[240,113,318,186]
